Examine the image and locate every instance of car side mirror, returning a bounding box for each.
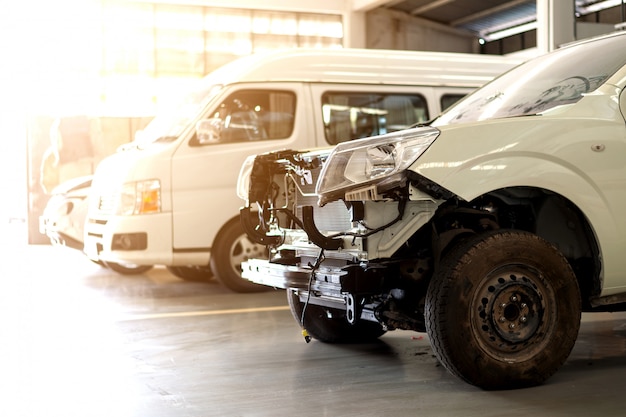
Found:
[195,118,223,145]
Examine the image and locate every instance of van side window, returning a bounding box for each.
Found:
[440,94,466,111]
[322,92,428,145]
[193,90,296,145]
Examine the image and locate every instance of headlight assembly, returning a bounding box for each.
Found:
[117,179,161,215]
[316,126,439,205]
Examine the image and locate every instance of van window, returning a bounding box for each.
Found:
[322,92,428,145]
[440,94,466,111]
[196,89,296,145]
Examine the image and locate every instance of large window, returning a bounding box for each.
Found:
[195,90,297,145]
[101,1,343,79]
[440,94,467,112]
[97,1,342,113]
[322,92,429,145]
[27,1,343,116]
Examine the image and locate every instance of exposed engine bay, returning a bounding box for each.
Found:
[237,138,601,390]
[238,148,561,335]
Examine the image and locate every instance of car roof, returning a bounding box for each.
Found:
[200,47,524,89]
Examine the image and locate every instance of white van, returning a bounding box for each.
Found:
[84,47,521,292]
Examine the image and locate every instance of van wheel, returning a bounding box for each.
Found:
[103,261,153,275]
[425,230,581,389]
[210,218,268,293]
[287,289,386,343]
[166,266,213,282]
[90,259,106,267]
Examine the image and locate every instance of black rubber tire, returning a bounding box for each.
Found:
[210,218,268,293]
[103,261,153,275]
[425,230,581,390]
[166,265,213,282]
[287,289,386,343]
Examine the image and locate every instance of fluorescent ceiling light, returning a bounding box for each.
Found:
[481,21,537,42]
[480,0,623,43]
[578,0,623,14]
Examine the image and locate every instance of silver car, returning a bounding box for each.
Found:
[39,175,92,250]
[39,176,154,275]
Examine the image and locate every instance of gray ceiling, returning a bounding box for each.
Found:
[377,0,622,41]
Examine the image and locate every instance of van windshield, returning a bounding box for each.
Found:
[133,84,224,147]
[433,34,626,126]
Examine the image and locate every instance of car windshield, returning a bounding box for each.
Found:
[132,83,224,148]
[433,33,626,126]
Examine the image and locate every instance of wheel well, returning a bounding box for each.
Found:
[429,186,601,310]
[213,215,242,247]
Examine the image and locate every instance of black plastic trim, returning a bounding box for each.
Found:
[301,205,343,250]
[240,207,281,246]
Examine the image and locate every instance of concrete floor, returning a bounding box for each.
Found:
[2,243,626,417]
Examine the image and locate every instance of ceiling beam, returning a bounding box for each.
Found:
[410,0,456,15]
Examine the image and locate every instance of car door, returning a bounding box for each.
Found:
[170,83,312,251]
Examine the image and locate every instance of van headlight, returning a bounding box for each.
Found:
[118,179,161,215]
[316,127,439,205]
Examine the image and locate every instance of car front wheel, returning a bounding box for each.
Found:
[103,261,153,275]
[287,289,386,343]
[425,230,581,389]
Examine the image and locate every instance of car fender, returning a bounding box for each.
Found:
[413,115,626,295]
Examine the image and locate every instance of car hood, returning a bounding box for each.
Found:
[91,142,175,191]
[414,88,625,203]
[49,175,93,196]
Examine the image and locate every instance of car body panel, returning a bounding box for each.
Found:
[412,86,626,295]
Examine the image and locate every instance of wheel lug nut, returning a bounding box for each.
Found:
[499,317,506,323]
[510,295,518,302]
[509,323,516,329]
[500,303,507,308]
[520,316,527,323]
[521,303,527,308]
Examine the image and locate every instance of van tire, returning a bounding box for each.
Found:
[210,218,268,293]
[166,265,213,282]
[103,261,153,275]
[425,230,581,390]
[287,289,386,343]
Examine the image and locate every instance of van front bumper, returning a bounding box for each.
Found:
[83,212,174,265]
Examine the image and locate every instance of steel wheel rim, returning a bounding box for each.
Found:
[471,265,557,362]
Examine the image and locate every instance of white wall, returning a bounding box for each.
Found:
[364,8,478,53]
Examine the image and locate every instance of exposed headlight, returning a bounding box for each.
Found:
[117,179,161,215]
[237,155,256,203]
[316,127,439,205]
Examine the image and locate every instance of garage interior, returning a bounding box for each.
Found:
[2,1,626,416]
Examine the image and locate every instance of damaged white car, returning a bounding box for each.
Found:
[237,31,626,389]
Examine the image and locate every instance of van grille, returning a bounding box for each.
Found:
[95,193,118,215]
